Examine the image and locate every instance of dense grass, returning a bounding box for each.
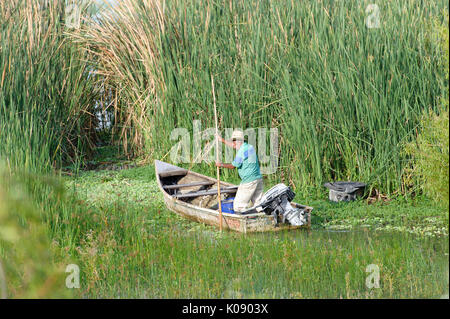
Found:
[0,1,98,173]
[0,1,100,297]
[0,167,75,298]
[79,0,448,194]
[1,147,448,298]
[1,1,448,299]
[56,163,448,298]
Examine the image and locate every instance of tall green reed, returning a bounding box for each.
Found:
[0,0,98,174]
[79,0,447,195]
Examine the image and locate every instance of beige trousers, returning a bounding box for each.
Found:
[233,178,264,213]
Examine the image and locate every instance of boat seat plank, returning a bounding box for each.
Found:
[174,186,238,199]
[163,181,215,190]
[158,169,188,178]
[155,160,189,177]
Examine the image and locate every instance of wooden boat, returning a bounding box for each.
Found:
[155,160,313,233]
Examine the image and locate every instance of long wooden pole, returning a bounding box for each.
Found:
[211,75,223,231]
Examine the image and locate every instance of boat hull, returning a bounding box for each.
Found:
[155,160,312,233]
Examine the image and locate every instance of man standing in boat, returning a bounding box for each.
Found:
[215,130,264,213]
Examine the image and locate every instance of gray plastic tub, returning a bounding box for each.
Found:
[323,181,366,202]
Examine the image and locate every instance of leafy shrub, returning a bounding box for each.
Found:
[405,11,449,209]
[405,110,449,207]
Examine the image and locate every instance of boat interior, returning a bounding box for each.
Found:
[157,162,237,209]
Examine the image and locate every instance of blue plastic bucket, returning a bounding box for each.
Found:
[221,197,235,214]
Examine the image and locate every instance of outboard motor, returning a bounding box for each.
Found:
[256,183,307,226]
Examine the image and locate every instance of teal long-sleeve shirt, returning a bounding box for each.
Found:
[231,142,262,184]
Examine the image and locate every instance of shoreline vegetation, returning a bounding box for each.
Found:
[2,158,448,298]
[0,0,448,298]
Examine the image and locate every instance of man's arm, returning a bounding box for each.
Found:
[215,162,235,169]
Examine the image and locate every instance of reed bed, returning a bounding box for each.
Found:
[0,0,98,173]
[79,0,447,194]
